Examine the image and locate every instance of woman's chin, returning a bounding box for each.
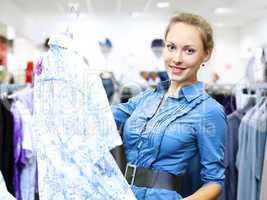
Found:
[169,74,184,82]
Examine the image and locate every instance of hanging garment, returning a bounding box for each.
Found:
[236,99,267,200]
[210,93,236,115]
[11,89,37,200]
[33,33,136,200]
[245,56,256,83]
[100,72,115,103]
[0,99,14,194]
[0,172,15,200]
[219,111,244,200]
[11,101,23,200]
[260,130,267,200]
[245,48,267,84]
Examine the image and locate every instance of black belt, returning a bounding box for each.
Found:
[124,163,183,193]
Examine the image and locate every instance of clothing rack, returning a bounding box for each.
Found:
[205,84,235,95]
[0,86,35,199]
[235,82,267,200]
[0,84,27,98]
[248,83,267,101]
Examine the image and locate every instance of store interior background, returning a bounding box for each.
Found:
[1,0,267,85]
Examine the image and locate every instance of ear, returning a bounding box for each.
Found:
[203,49,212,62]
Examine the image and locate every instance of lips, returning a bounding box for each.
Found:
[170,65,186,75]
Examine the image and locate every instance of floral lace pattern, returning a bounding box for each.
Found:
[33,33,136,200]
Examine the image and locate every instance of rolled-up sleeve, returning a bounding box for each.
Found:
[196,104,227,188]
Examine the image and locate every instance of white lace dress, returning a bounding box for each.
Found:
[33,33,136,200]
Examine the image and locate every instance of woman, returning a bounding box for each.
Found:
[112,13,227,200]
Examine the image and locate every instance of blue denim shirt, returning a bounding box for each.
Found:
[112,81,227,200]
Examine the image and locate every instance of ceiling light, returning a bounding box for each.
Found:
[214,8,233,15]
[131,12,143,18]
[68,2,80,11]
[157,2,170,8]
[214,22,224,27]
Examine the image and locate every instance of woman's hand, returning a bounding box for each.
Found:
[181,182,222,200]
[182,196,197,200]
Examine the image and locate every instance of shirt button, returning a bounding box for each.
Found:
[137,141,143,149]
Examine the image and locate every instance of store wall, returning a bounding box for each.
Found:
[21,15,167,58]
[240,18,267,53]
[7,35,40,83]
[82,17,242,85]
[11,36,40,69]
[238,18,267,84]
[24,15,242,82]
[201,26,242,84]
[1,11,243,84]
[1,0,40,82]
[0,0,27,35]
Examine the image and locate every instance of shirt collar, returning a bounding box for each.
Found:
[155,81,205,102]
[155,80,170,92]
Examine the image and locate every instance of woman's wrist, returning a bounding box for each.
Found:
[182,196,193,200]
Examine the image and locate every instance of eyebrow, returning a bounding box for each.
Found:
[183,45,196,49]
[165,41,175,45]
[165,41,197,48]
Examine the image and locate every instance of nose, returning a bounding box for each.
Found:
[172,50,183,64]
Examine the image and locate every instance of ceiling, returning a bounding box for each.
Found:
[1,0,267,43]
[9,0,267,26]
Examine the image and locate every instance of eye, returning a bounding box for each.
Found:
[184,48,196,55]
[166,44,176,52]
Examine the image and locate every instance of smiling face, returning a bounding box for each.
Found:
[163,22,211,86]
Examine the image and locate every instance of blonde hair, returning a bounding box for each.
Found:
[165,13,214,52]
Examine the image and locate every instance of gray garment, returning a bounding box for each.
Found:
[245,56,256,83]
[236,100,267,200]
[219,111,244,200]
[260,135,267,200]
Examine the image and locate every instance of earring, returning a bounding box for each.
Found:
[201,63,206,67]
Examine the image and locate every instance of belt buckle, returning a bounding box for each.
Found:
[124,163,137,186]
